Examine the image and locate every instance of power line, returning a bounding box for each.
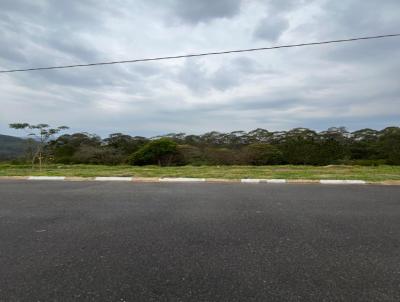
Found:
[1,33,399,74]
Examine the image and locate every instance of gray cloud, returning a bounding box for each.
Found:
[267,0,308,13]
[253,15,289,41]
[171,0,242,24]
[251,0,306,42]
[178,56,274,92]
[0,0,42,14]
[1,0,399,137]
[178,60,209,93]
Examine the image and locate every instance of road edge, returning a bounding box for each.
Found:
[0,176,399,185]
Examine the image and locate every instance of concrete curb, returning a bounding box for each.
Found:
[0,176,29,180]
[65,177,94,181]
[241,179,260,183]
[159,178,206,182]
[28,176,66,181]
[0,176,398,185]
[133,177,160,182]
[320,180,366,185]
[241,179,287,183]
[95,177,133,181]
[265,179,287,184]
[287,179,320,184]
[206,178,240,183]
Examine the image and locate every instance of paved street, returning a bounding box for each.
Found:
[0,181,399,301]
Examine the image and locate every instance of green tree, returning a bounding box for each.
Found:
[243,143,283,165]
[378,127,400,164]
[176,145,204,165]
[129,138,178,166]
[9,123,69,169]
[280,129,318,165]
[103,133,148,156]
[48,133,102,163]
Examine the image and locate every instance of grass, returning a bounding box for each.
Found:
[0,163,400,181]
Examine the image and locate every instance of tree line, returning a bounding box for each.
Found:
[8,123,400,166]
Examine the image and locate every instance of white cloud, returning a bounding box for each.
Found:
[0,0,399,137]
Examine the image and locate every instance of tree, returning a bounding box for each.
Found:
[280,128,318,165]
[247,128,272,143]
[9,123,69,169]
[103,133,148,156]
[203,147,238,165]
[243,144,283,165]
[378,127,400,164]
[176,145,204,165]
[129,138,178,166]
[48,133,102,163]
[348,128,379,160]
[71,145,124,165]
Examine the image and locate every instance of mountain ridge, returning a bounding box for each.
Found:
[0,134,33,160]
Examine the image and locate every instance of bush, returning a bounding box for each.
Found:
[203,147,239,165]
[378,128,400,165]
[72,146,124,165]
[129,138,178,166]
[176,145,204,165]
[280,139,318,165]
[242,144,283,165]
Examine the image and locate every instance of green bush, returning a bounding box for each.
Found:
[129,138,178,166]
[242,144,283,165]
[72,146,124,165]
[176,145,204,165]
[203,147,238,165]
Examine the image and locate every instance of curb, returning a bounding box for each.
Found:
[28,176,66,181]
[159,177,206,182]
[95,177,133,181]
[287,179,320,184]
[241,179,286,183]
[320,180,366,185]
[0,176,399,185]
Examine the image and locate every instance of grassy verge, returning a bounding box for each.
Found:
[0,164,399,181]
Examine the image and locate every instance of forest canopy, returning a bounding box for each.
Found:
[5,126,400,166]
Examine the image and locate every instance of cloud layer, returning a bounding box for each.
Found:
[0,0,399,137]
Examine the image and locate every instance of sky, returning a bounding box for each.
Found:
[0,0,399,137]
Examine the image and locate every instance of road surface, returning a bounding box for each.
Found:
[0,180,399,301]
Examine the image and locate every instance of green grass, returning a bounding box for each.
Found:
[0,163,400,181]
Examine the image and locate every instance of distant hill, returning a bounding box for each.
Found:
[0,134,34,160]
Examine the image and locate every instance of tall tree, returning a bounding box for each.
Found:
[9,123,69,170]
[129,138,178,166]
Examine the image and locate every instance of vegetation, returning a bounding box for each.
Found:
[0,164,399,181]
[2,124,400,167]
[0,134,36,160]
[9,123,68,169]
[129,138,178,166]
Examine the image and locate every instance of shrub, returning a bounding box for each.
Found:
[203,147,239,165]
[72,146,124,165]
[129,138,178,166]
[176,145,204,165]
[242,144,284,165]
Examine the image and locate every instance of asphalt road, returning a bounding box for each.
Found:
[0,181,399,302]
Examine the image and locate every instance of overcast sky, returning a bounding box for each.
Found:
[1,0,399,137]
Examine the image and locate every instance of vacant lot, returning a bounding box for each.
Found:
[1,164,400,181]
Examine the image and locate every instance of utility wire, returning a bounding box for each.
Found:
[1,33,399,74]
